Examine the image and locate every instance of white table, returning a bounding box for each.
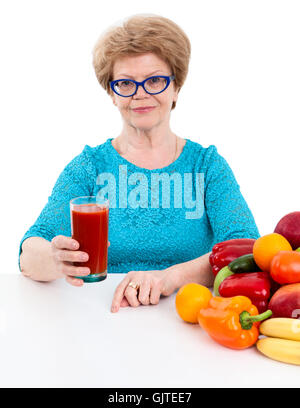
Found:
[0,273,299,388]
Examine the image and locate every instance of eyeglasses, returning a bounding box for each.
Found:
[110,75,175,97]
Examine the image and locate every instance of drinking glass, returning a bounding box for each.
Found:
[70,196,109,283]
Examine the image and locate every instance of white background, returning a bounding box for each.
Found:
[1,0,299,274]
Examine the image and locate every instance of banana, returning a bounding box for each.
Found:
[259,318,300,341]
[257,338,300,365]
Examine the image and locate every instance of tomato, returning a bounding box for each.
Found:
[270,251,300,284]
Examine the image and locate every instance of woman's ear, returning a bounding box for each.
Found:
[174,86,180,103]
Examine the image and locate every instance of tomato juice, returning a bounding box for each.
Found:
[71,199,109,283]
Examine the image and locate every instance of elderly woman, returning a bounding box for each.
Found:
[19,15,259,313]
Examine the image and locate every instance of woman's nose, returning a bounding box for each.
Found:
[133,85,150,99]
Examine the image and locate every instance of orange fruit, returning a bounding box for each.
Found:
[175,283,212,324]
[253,233,292,272]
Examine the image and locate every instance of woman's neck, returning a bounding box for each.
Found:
[112,126,181,170]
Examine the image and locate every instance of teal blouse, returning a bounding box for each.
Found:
[19,138,260,273]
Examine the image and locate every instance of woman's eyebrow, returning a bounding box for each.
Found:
[114,70,166,79]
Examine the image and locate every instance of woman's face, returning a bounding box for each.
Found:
[111,53,179,132]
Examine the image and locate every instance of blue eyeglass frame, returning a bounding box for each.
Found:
[110,75,175,97]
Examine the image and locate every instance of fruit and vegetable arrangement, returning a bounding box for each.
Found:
[175,211,300,366]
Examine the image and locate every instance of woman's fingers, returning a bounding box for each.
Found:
[124,286,141,308]
[52,235,110,250]
[60,263,90,277]
[111,271,165,312]
[120,297,130,307]
[149,283,162,305]
[111,275,131,312]
[50,235,91,285]
[55,249,89,263]
[138,278,151,305]
[65,275,85,287]
[52,235,79,250]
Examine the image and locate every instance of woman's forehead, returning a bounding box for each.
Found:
[113,53,171,78]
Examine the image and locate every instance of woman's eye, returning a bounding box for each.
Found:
[119,81,132,87]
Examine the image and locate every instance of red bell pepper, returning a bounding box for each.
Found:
[210,238,256,277]
[218,271,271,313]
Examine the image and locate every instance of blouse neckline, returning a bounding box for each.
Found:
[106,137,191,172]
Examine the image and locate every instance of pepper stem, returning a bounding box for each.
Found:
[239,309,272,330]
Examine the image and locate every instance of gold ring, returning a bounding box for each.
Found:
[128,282,140,291]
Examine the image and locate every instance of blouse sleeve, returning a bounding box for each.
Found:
[204,146,260,246]
[18,145,97,270]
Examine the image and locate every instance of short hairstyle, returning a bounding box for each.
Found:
[92,14,191,109]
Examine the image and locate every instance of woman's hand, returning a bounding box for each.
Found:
[51,235,110,287]
[110,268,181,312]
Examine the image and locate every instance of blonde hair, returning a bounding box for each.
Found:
[92,14,191,109]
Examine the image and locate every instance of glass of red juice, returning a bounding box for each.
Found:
[70,196,109,283]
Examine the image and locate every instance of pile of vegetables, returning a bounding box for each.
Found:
[175,211,300,366]
[210,212,300,319]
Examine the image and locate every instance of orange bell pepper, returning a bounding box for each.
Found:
[198,296,272,350]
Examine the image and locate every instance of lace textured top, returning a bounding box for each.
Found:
[19,138,260,273]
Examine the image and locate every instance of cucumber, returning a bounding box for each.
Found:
[228,253,260,274]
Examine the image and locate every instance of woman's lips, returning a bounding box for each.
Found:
[132,106,156,113]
